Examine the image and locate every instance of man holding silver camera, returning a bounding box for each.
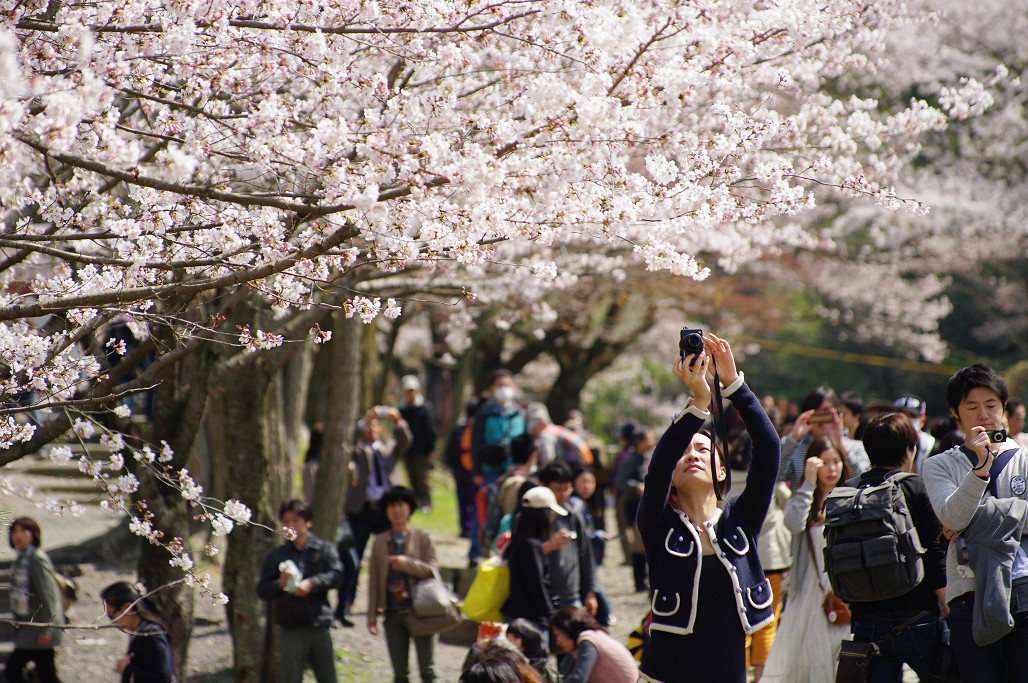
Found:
[923,363,1028,682]
[340,407,412,624]
[777,385,870,489]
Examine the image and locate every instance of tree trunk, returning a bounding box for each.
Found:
[133,344,216,678]
[310,312,362,541]
[214,354,277,683]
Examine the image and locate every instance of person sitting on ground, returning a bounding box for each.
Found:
[505,618,560,683]
[460,645,544,683]
[549,606,637,683]
[101,581,174,683]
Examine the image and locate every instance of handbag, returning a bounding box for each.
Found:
[411,569,454,618]
[836,611,930,683]
[403,595,462,637]
[462,555,510,623]
[807,528,851,625]
[836,640,877,683]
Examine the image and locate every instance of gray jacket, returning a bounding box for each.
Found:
[923,443,1028,603]
[962,496,1028,645]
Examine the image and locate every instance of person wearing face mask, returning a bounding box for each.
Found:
[468,369,527,565]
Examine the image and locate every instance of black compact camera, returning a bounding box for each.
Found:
[985,429,1007,443]
[679,328,704,366]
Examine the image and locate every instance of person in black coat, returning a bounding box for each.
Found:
[398,375,438,510]
[502,487,569,631]
[101,582,173,683]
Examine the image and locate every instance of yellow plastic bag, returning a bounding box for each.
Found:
[461,556,510,623]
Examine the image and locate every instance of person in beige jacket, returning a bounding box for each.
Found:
[367,486,439,683]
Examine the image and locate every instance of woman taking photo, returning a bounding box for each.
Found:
[367,485,438,683]
[636,334,780,683]
[761,437,852,682]
[6,517,65,683]
[101,581,173,683]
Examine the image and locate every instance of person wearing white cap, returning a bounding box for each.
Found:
[502,486,568,632]
[399,374,438,511]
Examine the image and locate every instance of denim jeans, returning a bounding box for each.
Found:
[850,610,943,683]
[947,603,1028,682]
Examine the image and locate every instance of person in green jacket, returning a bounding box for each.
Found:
[6,516,65,683]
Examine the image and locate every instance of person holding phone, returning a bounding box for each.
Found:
[778,385,870,490]
[341,407,412,621]
[636,333,780,683]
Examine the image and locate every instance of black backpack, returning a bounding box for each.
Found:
[822,472,926,602]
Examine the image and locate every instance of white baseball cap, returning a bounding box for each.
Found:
[521,486,568,516]
[400,375,421,391]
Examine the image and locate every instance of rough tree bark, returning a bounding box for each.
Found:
[310,312,362,542]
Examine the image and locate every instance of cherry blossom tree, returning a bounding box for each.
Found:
[0,0,959,677]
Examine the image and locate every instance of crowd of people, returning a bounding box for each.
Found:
[11,334,1028,683]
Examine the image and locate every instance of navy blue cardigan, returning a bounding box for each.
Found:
[637,378,780,638]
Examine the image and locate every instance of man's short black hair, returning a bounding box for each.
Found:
[278,498,312,522]
[946,363,1008,413]
[380,486,418,514]
[538,461,573,484]
[800,385,838,413]
[510,432,535,465]
[862,412,918,468]
[1006,397,1024,416]
[839,391,863,416]
[488,369,513,388]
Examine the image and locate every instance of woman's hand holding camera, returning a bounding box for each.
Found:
[966,426,996,477]
[674,351,711,411]
[703,333,738,386]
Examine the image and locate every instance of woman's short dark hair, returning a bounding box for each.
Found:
[100,581,169,631]
[380,486,417,515]
[278,498,312,522]
[506,618,549,660]
[549,605,603,643]
[800,385,839,414]
[8,517,41,548]
[946,363,1008,412]
[862,412,918,468]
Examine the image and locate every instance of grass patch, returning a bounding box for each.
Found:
[400,465,462,540]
